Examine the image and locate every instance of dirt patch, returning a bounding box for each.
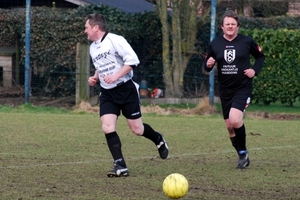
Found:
[0,87,300,120]
[0,96,75,109]
[75,102,300,121]
[245,111,300,120]
[0,86,75,109]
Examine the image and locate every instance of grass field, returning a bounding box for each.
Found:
[0,104,299,199]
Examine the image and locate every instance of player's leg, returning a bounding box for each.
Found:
[224,119,239,154]
[101,114,129,177]
[229,108,250,169]
[230,95,251,169]
[100,92,129,177]
[220,96,239,154]
[126,117,169,159]
[123,81,168,159]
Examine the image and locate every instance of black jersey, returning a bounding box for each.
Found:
[204,34,265,91]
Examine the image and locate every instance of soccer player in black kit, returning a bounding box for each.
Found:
[85,14,169,177]
[204,10,265,169]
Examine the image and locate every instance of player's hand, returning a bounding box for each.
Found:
[206,57,216,68]
[244,69,255,78]
[88,76,97,86]
[103,74,118,84]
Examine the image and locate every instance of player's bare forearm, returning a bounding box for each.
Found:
[103,65,133,84]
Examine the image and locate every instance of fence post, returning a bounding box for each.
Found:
[75,43,90,105]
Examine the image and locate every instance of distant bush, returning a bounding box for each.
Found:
[239,28,300,106]
[1,5,300,104]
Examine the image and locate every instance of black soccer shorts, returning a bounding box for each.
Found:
[99,80,142,119]
[220,88,252,119]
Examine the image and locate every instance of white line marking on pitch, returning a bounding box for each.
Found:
[0,145,299,169]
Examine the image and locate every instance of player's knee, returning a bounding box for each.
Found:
[130,125,143,136]
[102,124,113,134]
[229,119,243,128]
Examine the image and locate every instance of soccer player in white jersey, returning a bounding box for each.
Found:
[84,13,168,177]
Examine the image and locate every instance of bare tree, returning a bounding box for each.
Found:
[155,0,201,97]
[149,0,297,97]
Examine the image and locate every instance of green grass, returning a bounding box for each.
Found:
[0,104,299,199]
[0,103,70,114]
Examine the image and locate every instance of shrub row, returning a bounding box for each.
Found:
[0,5,161,97]
[239,28,300,106]
[1,5,300,105]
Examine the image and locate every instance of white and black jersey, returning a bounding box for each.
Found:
[90,32,140,89]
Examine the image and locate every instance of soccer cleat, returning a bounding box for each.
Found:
[107,163,129,177]
[157,134,169,159]
[236,153,250,169]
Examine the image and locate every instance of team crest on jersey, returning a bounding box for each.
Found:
[224,49,235,64]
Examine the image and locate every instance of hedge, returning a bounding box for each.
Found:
[239,28,300,106]
[1,5,300,105]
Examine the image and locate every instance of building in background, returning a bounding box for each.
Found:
[0,0,154,13]
[146,0,300,17]
[1,0,299,17]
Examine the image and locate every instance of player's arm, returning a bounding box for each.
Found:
[103,65,134,84]
[103,36,139,84]
[204,45,216,72]
[88,70,99,86]
[250,40,265,76]
[114,35,140,66]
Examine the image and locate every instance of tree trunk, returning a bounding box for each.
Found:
[178,0,201,97]
[157,0,174,97]
[172,0,182,97]
[156,0,202,97]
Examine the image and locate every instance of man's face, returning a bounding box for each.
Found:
[84,20,97,41]
[221,17,239,39]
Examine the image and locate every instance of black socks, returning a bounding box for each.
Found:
[105,124,162,168]
[142,123,162,145]
[233,124,247,154]
[230,136,238,153]
[105,131,126,167]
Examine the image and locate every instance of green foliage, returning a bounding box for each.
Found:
[239,28,300,106]
[0,5,162,96]
[240,16,300,30]
[0,8,23,46]
[2,5,300,105]
[26,5,135,96]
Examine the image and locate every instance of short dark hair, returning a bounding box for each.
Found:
[85,13,107,31]
[221,10,240,26]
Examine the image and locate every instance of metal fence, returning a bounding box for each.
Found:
[0,0,212,106]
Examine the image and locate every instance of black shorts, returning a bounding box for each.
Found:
[99,80,141,119]
[219,87,252,119]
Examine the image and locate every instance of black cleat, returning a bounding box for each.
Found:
[236,153,250,169]
[157,134,169,159]
[107,163,129,177]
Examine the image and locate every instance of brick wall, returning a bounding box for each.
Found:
[0,55,15,87]
[196,1,300,17]
[288,2,300,16]
[243,4,253,17]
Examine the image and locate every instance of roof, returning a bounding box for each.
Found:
[0,0,155,13]
[67,0,155,13]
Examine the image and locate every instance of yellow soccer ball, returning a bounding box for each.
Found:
[162,173,189,199]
